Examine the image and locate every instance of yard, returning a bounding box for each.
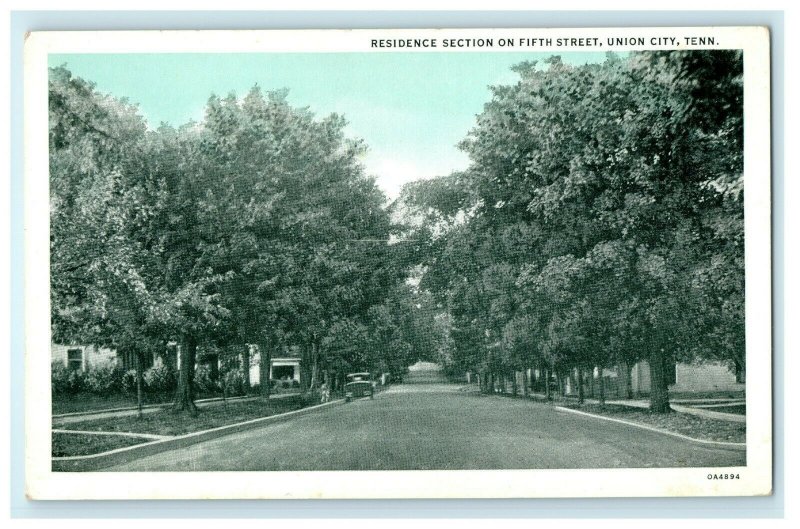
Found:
[52,432,149,457]
[52,387,303,415]
[52,394,321,457]
[52,393,172,415]
[562,403,746,443]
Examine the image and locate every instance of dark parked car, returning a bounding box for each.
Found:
[344,372,374,402]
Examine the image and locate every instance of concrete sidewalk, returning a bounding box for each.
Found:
[668,403,745,423]
[589,398,745,423]
[524,393,745,423]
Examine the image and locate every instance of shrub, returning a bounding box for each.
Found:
[51,362,68,395]
[291,380,300,389]
[144,364,177,395]
[52,362,85,395]
[120,369,138,395]
[193,364,219,395]
[222,370,247,397]
[281,380,291,389]
[86,362,124,395]
[68,370,86,394]
[84,362,123,395]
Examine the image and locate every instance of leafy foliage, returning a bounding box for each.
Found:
[50,69,421,409]
[143,364,178,395]
[401,51,744,411]
[83,362,124,395]
[51,363,86,395]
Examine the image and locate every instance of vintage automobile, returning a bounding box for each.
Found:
[344,372,374,402]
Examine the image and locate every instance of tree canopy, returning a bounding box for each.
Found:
[401,51,744,411]
[51,50,745,415]
[49,68,422,412]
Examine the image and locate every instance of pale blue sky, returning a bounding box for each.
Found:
[50,52,610,199]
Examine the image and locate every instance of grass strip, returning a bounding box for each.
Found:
[561,403,745,443]
[58,394,319,437]
[52,432,148,457]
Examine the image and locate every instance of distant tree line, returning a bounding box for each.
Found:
[49,67,434,414]
[398,51,744,412]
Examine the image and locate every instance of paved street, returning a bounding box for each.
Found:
[106,382,745,471]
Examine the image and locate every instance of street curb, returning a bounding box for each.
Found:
[52,399,346,471]
[52,429,171,440]
[554,406,746,451]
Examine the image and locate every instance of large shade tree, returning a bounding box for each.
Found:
[404,51,744,413]
[50,70,419,415]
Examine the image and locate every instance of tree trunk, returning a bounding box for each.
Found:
[589,367,595,398]
[624,360,634,399]
[173,335,198,415]
[208,354,219,382]
[648,349,671,413]
[522,369,529,397]
[259,343,272,398]
[221,366,228,405]
[545,367,552,400]
[577,367,585,404]
[598,364,606,406]
[662,354,672,392]
[135,350,144,419]
[242,345,251,391]
[309,342,319,391]
[300,344,312,392]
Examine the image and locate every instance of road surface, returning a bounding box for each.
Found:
[106,381,745,471]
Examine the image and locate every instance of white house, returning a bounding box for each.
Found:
[51,343,119,371]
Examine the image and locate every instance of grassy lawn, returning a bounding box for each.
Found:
[563,403,746,443]
[694,404,746,415]
[60,394,319,437]
[52,393,172,415]
[53,388,303,415]
[52,432,149,457]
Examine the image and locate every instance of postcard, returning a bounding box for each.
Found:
[24,26,771,499]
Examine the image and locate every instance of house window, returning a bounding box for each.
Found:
[67,348,83,371]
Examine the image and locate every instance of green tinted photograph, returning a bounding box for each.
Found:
[47,48,746,474]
